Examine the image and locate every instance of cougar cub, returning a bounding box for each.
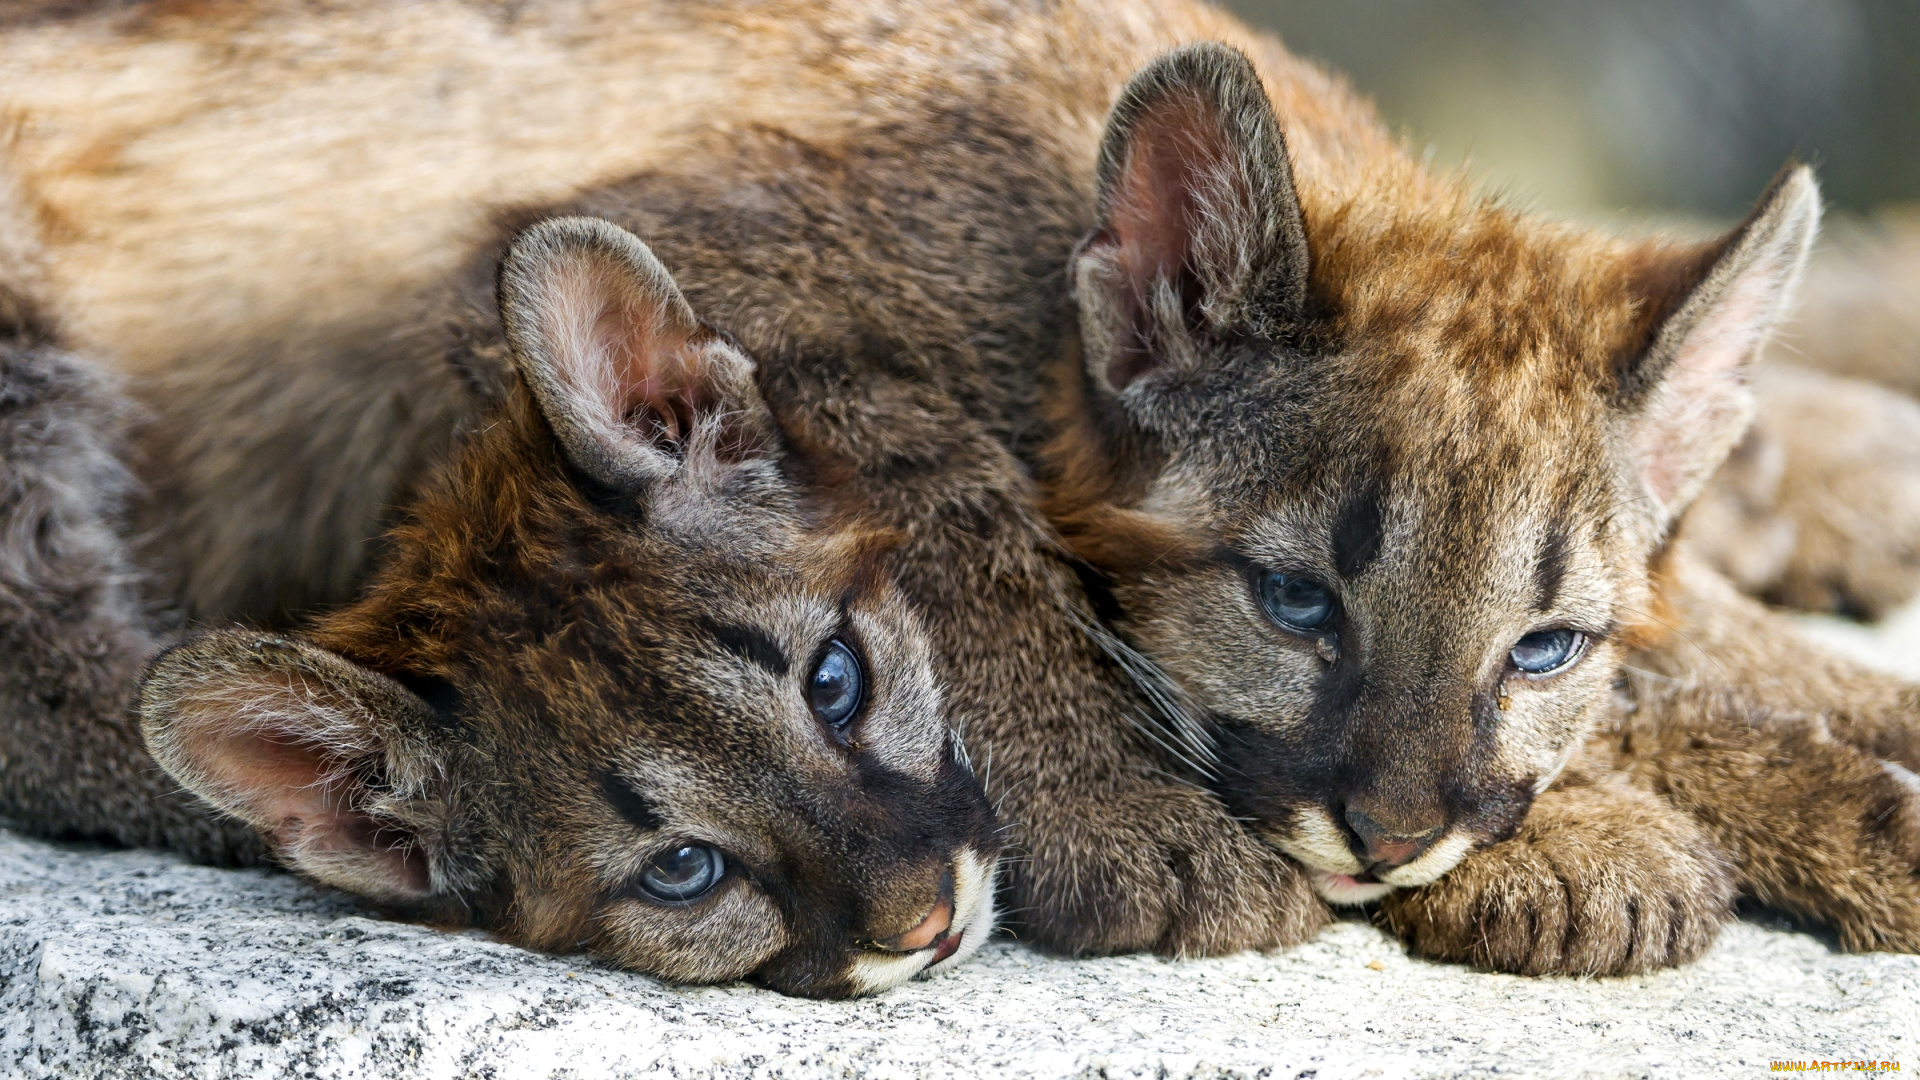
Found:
[517,18,1920,971]
[0,0,1324,962]
[3,218,998,997]
[5,0,1912,972]
[1042,45,1920,970]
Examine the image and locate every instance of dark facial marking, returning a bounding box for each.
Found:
[704,621,791,678]
[1330,481,1386,580]
[388,672,467,735]
[600,770,666,833]
[1532,521,1572,614]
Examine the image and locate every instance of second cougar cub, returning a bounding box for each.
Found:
[3,217,998,997]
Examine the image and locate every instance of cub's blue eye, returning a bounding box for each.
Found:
[637,844,723,904]
[808,638,864,730]
[1510,629,1584,675]
[1259,571,1335,632]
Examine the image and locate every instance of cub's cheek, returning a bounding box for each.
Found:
[594,883,789,985]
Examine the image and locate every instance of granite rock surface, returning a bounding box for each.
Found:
[1,824,1915,1080]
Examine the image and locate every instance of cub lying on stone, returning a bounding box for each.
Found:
[4,0,1915,973]
[525,22,1920,971]
[1041,45,1920,969]
[0,0,1322,960]
[1,217,998,997]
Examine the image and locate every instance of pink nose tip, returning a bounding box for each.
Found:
[878,869,956,952]
[1345,808,1443,869]
[885,897,954,952]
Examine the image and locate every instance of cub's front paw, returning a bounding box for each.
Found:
[1377,780,1735,975]
[1010,782,1330,957]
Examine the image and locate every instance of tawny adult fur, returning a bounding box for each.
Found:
[1,0,1913,971]
[1681,362,1920,620]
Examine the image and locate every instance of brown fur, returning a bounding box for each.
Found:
[1684,362,1920,620]
[0,0,1346,960]
[2,0,1914,975]
[1377,748,1734,976]
[0,336,265,864]
[12,214,1002,997]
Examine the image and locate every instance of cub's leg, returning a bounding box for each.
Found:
[1684,363,1920,621]
[1375,750,1735,975]
[1610,555,1920,951]
[870,476,1333,958]
[1609,695,1920,953]
[1649,553,1920,773]
[0,333,261,863]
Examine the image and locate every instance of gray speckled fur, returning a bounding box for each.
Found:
[0,339,261,863]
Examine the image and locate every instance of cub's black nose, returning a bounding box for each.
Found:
[1344,807,1442,869]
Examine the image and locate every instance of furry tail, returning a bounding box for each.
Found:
[0,335,263,863]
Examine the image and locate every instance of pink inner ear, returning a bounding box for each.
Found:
[1108,96,1243,296]
[1096,96,1252,389]
[1109,123,1204,293]
[1636,252,1792,508]
[189,723,430,897]
[592,303,711,445]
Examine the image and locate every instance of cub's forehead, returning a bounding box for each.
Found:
[553,590,844,769]
[1186,348,1618,511]
[1216,424,1620,608]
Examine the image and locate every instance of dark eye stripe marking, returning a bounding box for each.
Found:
[1331,481,1386,580]
[1533,521,1572,613]
[601,770,666,832]
[703,621,790,678]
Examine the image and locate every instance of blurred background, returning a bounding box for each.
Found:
[1226,0,1920,223]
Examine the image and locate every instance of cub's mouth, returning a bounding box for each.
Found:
[1310,869,1399,906]
[925,850,997,975]
[847,849,997,994]
[1258,808,1481,907]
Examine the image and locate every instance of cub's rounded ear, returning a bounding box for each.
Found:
[1615,165,1821,535]
[496,216,767,492]
[139,631,456,906]
[1075,42,1309,395]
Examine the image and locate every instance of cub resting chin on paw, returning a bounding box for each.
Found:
[1041,44,1920,973]
[4,0,1915,977]
[495,14,1917,972]
[2,218,999,998]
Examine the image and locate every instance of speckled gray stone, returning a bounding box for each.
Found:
[1,825,1914,1080]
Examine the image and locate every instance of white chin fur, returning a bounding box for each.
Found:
[1300,829,1480,905]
